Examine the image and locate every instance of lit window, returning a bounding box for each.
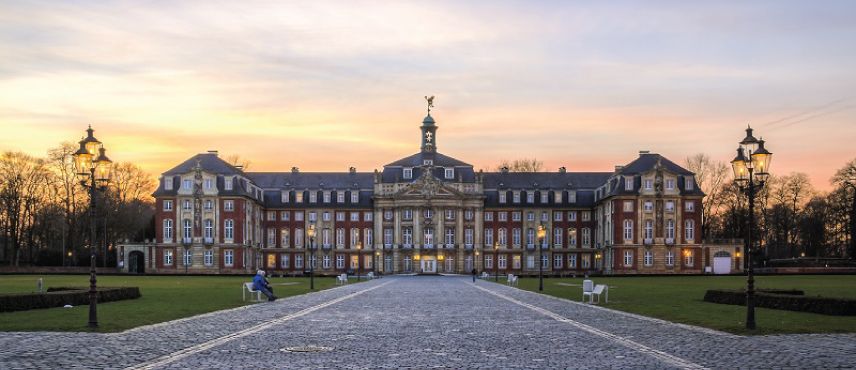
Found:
[295,192,304,203]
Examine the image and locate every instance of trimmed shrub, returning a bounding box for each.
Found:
[0,287,141,312]
[704,289,856,316]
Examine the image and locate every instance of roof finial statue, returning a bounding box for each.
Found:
[425,95,435,115]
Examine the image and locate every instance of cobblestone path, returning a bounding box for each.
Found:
[1,276,854,369]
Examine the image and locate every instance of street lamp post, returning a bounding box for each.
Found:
[494,242,499,283]
[356,242,363,281]
[537,224,546,292]
[72,125,113,329]
[730,125,772,330]
[307,223,316,290]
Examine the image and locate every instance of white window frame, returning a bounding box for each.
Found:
[444,168,454,179]
[644,250,653,266]
[164,200,173,211]
[403,168,413,179]
[204,250,214,266]
[164,249,174,266]
[623,250,633,267]
[224,250,234,267]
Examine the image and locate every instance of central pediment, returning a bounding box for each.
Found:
[393,167,464,200]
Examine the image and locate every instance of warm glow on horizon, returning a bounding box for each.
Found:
[1,1,854,191]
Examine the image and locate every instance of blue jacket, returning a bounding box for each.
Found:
[252,274,266,291]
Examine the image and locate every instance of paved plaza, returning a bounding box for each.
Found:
[1,276,855,369]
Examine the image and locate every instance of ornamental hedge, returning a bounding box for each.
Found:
[0,287,141,312]
[704,289,856,316]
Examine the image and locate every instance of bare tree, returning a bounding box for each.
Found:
[0,152,52,265]
[685,153,729,240]
[224,154,251,171]
[832,158,856,259]
[111,162,156,204]
[494,158,544,172]
[47,142,84,265]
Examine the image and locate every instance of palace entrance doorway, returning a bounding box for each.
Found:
[421,256,437,273]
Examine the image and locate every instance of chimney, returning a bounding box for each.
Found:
[639,150,650,155]
[615,165,624,172]
[349,166,356,174]
[291,167,299,174]
[207,150,218,156]
[501,166,509,174]
[558,166,566,173]
[235,165,243,171]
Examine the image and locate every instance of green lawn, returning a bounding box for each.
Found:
[512,275,856,335]
[0,274,351,332]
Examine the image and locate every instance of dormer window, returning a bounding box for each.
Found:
[644,179,653,190]
[624,176,634,191]
[498,192,507,204]
[554,190,562,203]
[281,190,289,203]
[351,191,359,203]
[526,191,534,204]
[224,177,233,191]
[309,191,317,203]
[204,178,213,189]
[513,191,521,203]
[337,192,345,203]
[444,168,454,179]
[182,179,192,190]
[295,191,304,203]
[323,191,331,203]
[666,179,675,190]
[424,159,433,166]
[403,168,413,179]
[540,192,548,204]
[567,190,577,203]
[164,177,173,190]
[686,177,695,191]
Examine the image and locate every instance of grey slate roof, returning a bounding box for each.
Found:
[381,151,476,183]
[619,153,693,176]
[247,172,374,190]
[385,151,471,168]
[482,172,612,190]
[163,153,245,176]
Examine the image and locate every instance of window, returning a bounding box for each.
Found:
[465,228,473,246]
[424,159,433,166]
[336,254,345,269]
[204,219,213,239]
[527,255,535,269]
[323,212,331,221]
[183,200,191,210]
[323,255,331,269]
[445,229,455,246]
[527,212,535,221]
[295,191,304,203]
[513,255,521,269]
[625,177,634,191]
[363,228,372,247]
[281,254,289,269]
[581,254,591,269]
[554,190,563,203]
[403,227,413,246]
[582,228,591,247]
[163,219,173,242]
[424,209,432,219]
[498,228,507,246]
[384,228,393,247]
[384,210,393,221]
[424,228,434,247]
[224,200,234,211]
[623,220,633,241]
[568,211,577,222]
[386,255,394,272]
[164,178,173,190]
[644,179,653,190]
[323,191,331,203]
[445,168,454,179]
[685,201,695,212]
[281,190,289,203]
[644,250,653,266]
[364,212,372,222]
[541,212,549,222]
[281,211,290,221]
[309,191,317,203]
[164,200,173,211]
[512,228,521,246]
[568,254,577,268]
[554,254,563,268]
[553,212,562,222]
[337,192,345,203]
[685,177,695,191]
[350,212,359,222]
[266,211,275,221]
[568,228,577,247]
[224,177,233,190]
[513,191,521,203]
[623,201,633,212]
[183,249,193,266]
[568,191,577,203]
[204,178,213,190]
[499,255,508,269]
[623,250,633,267]
[445,209,455,220]
[182,179,192,190]
[295,211,304,221]
[685,219,695,241]
[402,208,413,220]
[553,228,562,247]
[540,192,548,204]
[499,192,507,204]
[224,219,234,240]
[204,250,214,266]
[267,228,276,246]
[183,219,192,240]
[308,211,317,222]
[295,254,303,269]
[465,209,474,220]
[484,212,494,222]
[666,179,675,190]
[644,220,653,240]
[322,228,331,247]
[336,212,344,222]
[582,211,590,222]
[498,212,508,222]
[485,255,493,269]
[512,212,521,221]
[526,191,535,204]
[684,250,695,266]
[281,229,290,247]
[164,249,174,266]
[403,168,413,179]
[666,219,675,240]
[526,228,535,247]
[484,228,494,247]
[295,228,304,247]
[224,250,234,266]
[666,201,675,212]
[541,254,549,268]
[351,191,359,203]
[204,200,213,210]
[644,201,653,212]
[666,250,675,266]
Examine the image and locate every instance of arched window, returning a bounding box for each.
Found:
[623,219,633,241]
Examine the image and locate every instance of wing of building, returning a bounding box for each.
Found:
[119,111,742,275]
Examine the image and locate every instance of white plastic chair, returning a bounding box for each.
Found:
[591,284,608,304]
[582,279,594,303]
[243,282,263,302]
[337,274,348,285]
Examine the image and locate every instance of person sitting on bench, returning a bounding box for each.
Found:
[253,270,277,302]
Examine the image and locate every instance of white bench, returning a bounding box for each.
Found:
[242,282,263,302]
[506,274,518,286]
[336,274,349,285]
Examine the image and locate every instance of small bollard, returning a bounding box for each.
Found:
[37,278,44,293]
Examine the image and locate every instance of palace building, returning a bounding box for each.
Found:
[118,110,742,276]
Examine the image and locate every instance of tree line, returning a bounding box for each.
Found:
[0,143,156,267]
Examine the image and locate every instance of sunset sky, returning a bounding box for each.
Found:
[1,1,854,190]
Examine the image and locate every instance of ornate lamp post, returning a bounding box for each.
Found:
[356,242,363,281]
[72,125,113,329]
[307,223,317,290]
[375,250,380,275]
[537,224,546,292]
[730,125,772,330]
[494,242,499,282]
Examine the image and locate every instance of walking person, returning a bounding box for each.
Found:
[253,270,277,302]
[471,268,477,282]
